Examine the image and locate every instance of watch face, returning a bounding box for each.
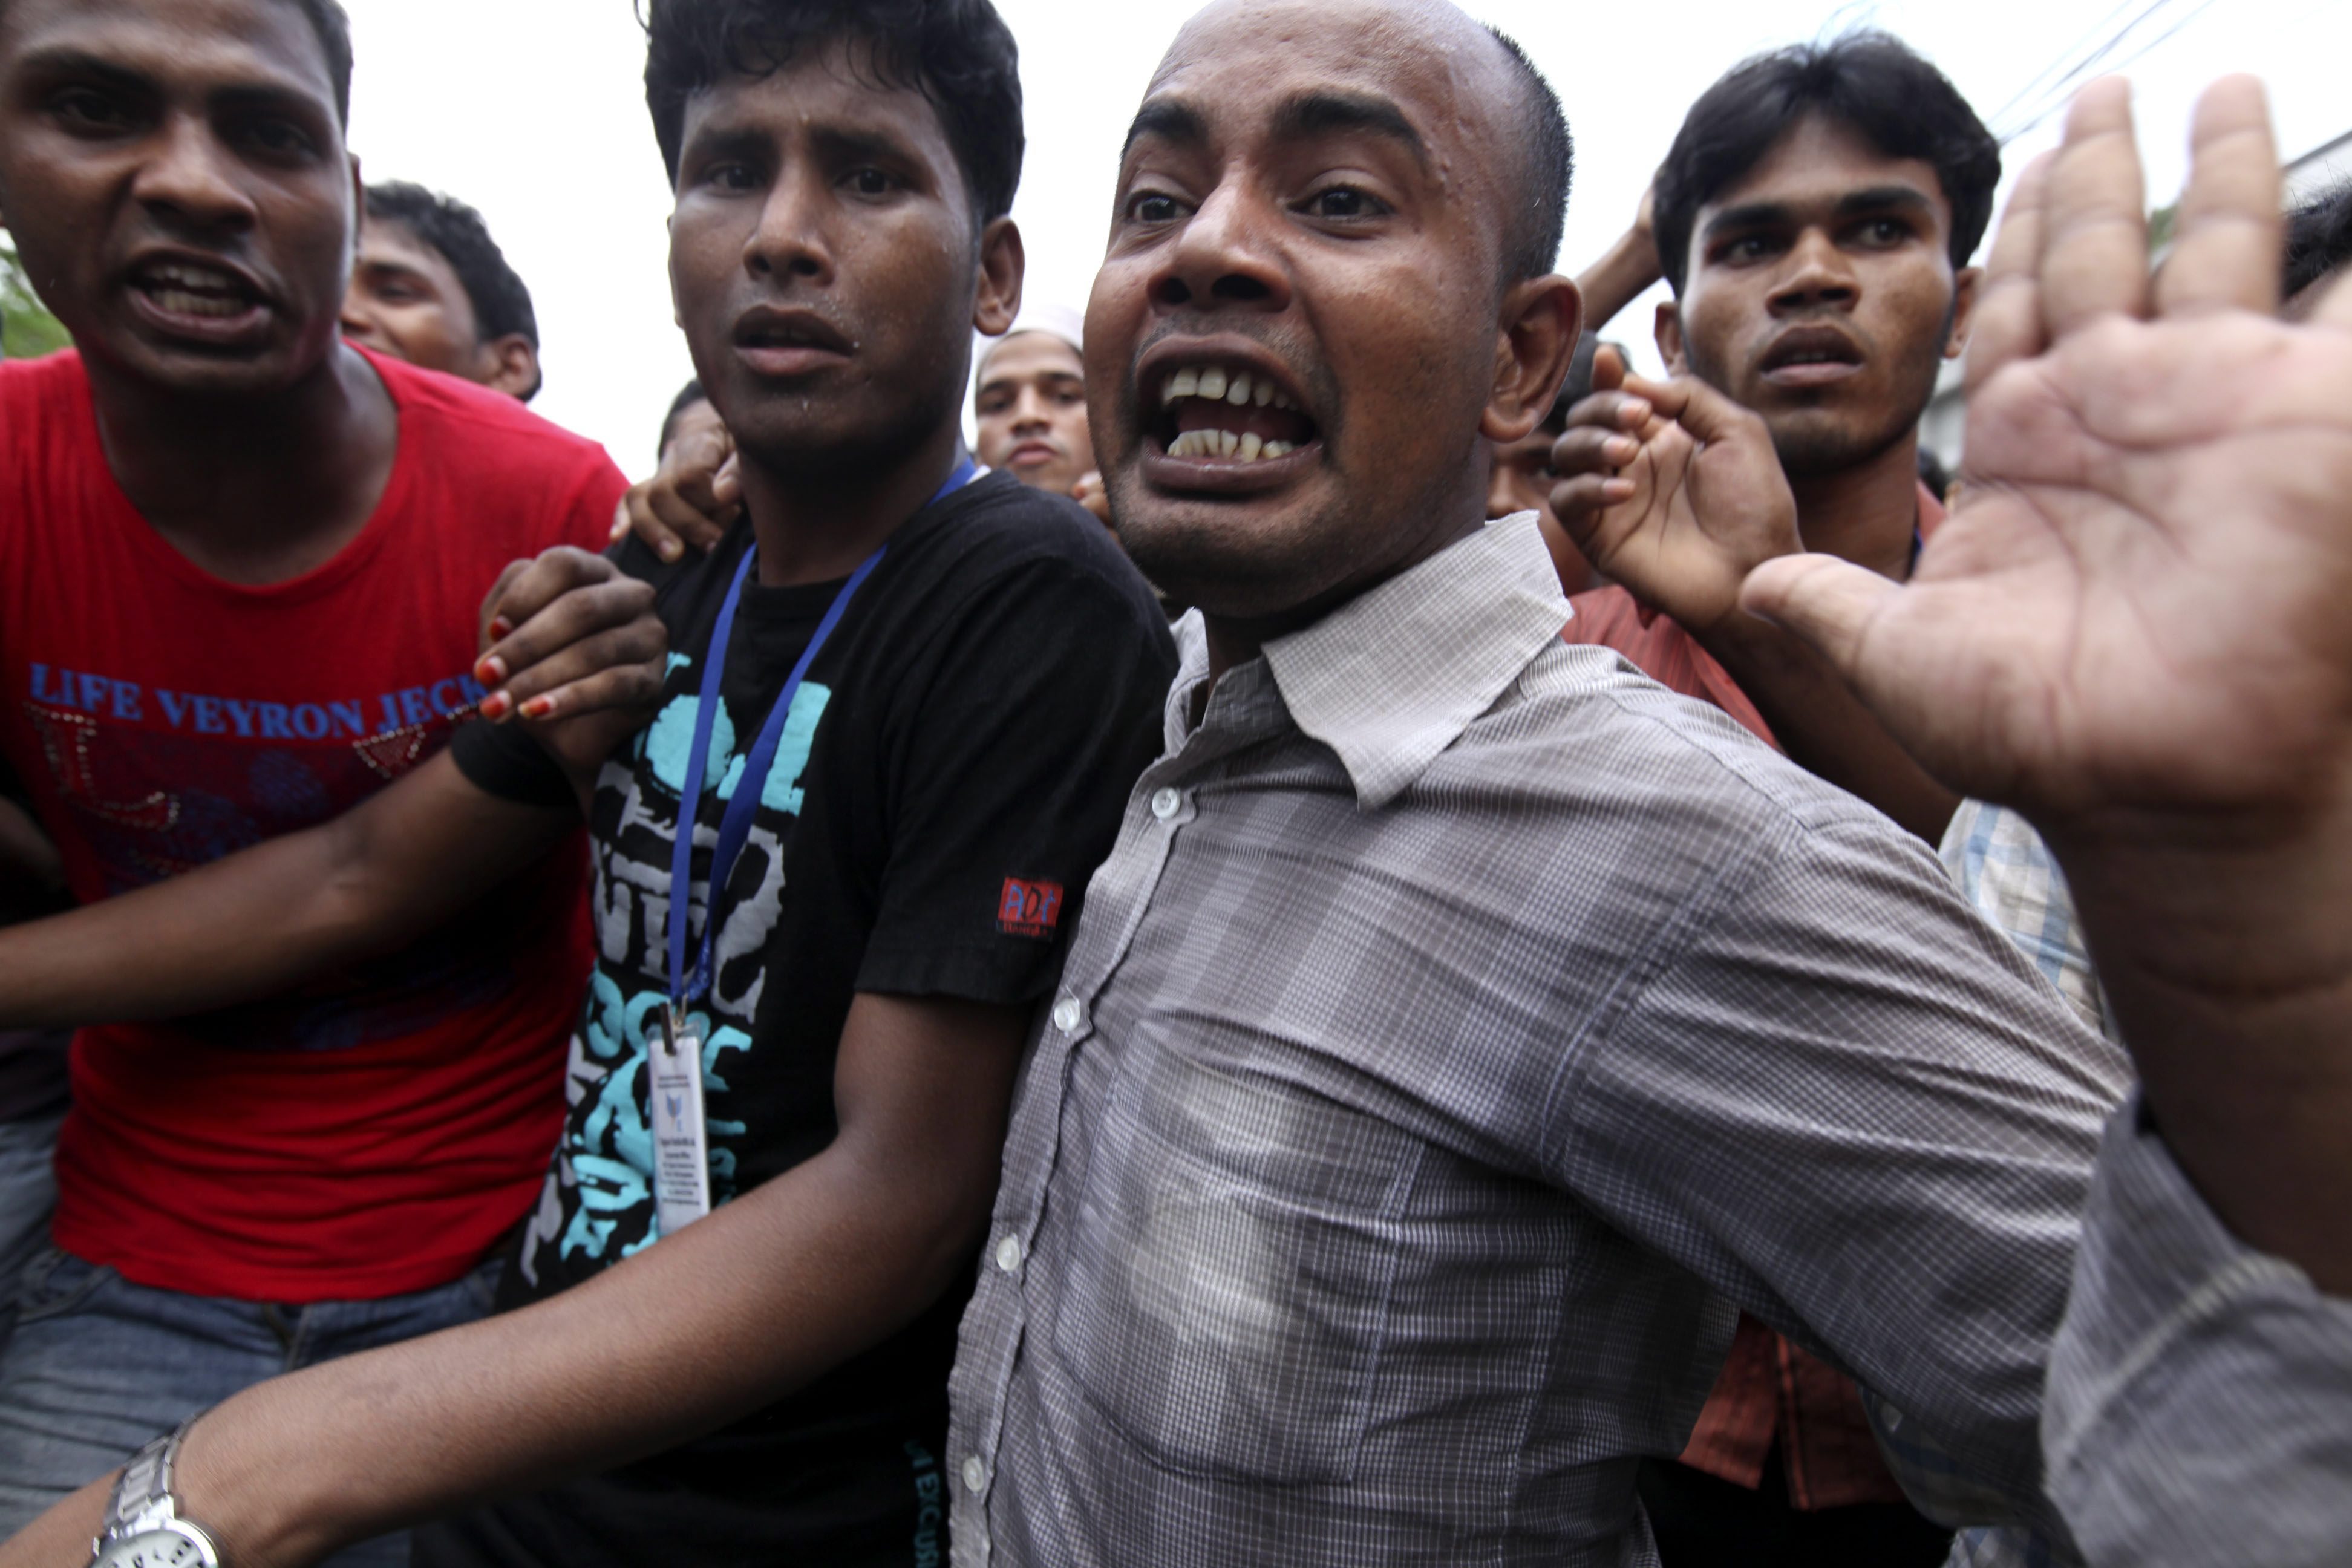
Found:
[92,1529,214,1568]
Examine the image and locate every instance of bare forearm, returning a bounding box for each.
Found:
[0,755,564,1028]
[1575,228,1661,336]
[1700,615,1958,843]
[0,826,379,1027]
[2053,807,2352,1294]
[174,1140,988,1567]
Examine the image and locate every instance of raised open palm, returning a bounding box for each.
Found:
[1745,77,2352,825]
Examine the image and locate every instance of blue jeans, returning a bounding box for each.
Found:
[0,1110,62,1348]
[0,1247,501,1567]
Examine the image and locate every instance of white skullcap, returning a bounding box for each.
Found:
[977,302,1086,377]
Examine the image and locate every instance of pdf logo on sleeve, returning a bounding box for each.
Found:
[997,878,1065,939]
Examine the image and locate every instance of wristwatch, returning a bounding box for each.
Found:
[87,1415,222,1568]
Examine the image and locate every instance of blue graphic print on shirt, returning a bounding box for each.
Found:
[524,662,832,1278]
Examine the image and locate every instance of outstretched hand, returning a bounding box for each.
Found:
[1549,347,1800,635]
[1742,76,2352,1286]
[1744,77,2352,828]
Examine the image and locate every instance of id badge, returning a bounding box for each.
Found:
[648,1008,711,1237]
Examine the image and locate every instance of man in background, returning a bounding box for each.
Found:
[342,181,543,400]
[1557,32,1984,846]
[1546,35,2006,1562]
[973,302,1096,499]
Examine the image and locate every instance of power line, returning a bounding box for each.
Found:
[1990,0,2226,145]
[1982,0,2145,131]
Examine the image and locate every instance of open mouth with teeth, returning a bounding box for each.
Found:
[129,260,263,325]
[1151,364,1320,464]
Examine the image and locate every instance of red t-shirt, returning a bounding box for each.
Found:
[0,348,624,1302]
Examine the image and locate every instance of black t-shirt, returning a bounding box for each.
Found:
[430,471,1175,1567]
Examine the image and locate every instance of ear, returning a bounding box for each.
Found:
[1944,264,1983,359]
[1479,274,1581,445]
[973,216,1024,336]
[1653,300,1689,375]
[479,335,543,402]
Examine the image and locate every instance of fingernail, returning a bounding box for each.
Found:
[480,691,513,722]
[659,540,681,562]
[1603,478,1637,500]
[475,655,508,685]
[1604,436,1638,463]
[521,695,557,720]
[488,617,513,641]
[1621,401,1651,425]
[610,517,629,540]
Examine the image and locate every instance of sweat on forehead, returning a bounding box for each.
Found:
[1137,0,1569,283]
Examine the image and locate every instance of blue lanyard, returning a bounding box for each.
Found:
[665,458,978,1011]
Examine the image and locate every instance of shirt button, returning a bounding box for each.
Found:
[1151,786,1183,821]
[962,1455,988,1494]
[1051,995,1085,1033]
[995,1235,1023,1273]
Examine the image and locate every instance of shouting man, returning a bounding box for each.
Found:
[0,0,1172,1564]
[0,0,650,1558]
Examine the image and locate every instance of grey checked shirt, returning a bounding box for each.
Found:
[2043,1098,2352,1566]
[949,515,2131,1567]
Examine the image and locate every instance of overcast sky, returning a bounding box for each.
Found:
[338,0,2348,479]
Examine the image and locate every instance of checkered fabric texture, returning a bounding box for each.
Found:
[950,517,2131,1567]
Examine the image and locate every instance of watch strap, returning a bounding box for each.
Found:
[110,1434,171,1529]
[105,1406,208,1532]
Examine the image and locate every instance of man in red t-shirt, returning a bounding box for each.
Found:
[1543,33,2030,1568]
[0,0,649,1555]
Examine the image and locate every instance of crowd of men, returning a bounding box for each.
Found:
[0,0,2345,1566]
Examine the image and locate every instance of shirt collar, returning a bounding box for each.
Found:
[1244,511,1569,809]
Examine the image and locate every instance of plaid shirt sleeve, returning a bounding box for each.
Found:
[1557,811,2135,1546]
[1939,801,2114,1041]
[2039,1097,2352,1566]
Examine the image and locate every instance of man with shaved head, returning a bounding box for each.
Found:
[942,2,2352,1565]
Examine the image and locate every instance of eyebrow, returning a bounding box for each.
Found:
[1122,97,1208,160]
[1701,185,1939,242]
[1121,88,1428,175]
[808,122,925,173]
[355,256,434,281]
[1270,90,1427,169]
[981,368,1084,390]
[14,48,158,96]
[18,45,327,113]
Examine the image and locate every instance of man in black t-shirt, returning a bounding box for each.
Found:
[431,466,1165,1567]
[0,2,1173,1566]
